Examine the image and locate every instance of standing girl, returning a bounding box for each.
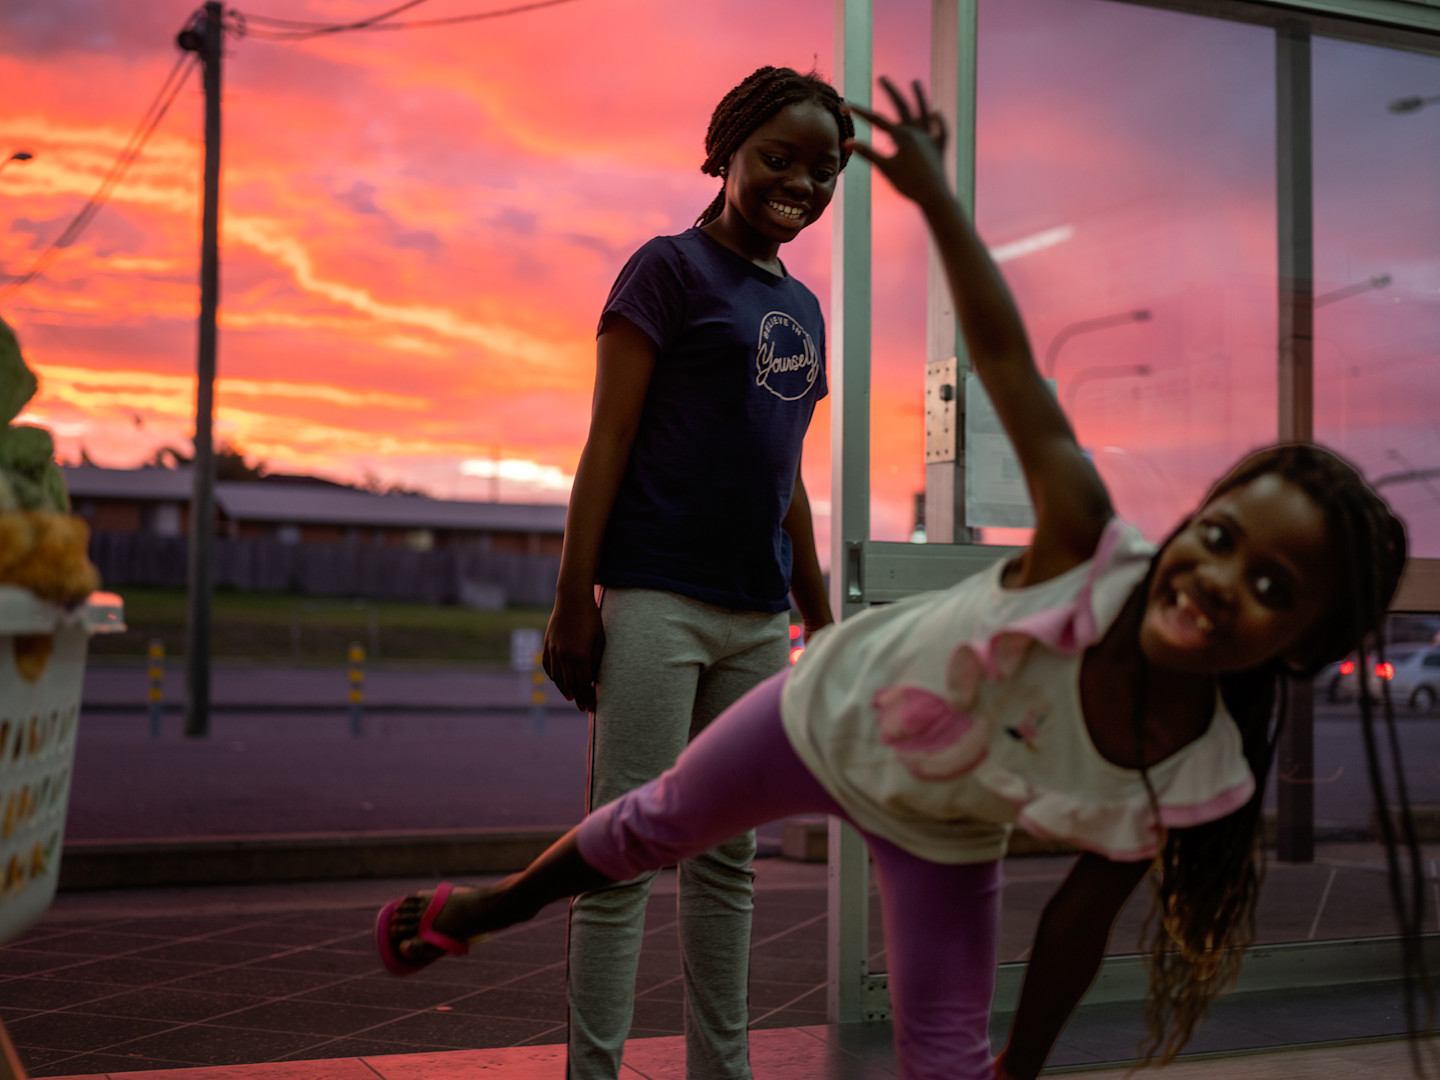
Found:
[378,80,1423,1080]
[498,67,848,1080]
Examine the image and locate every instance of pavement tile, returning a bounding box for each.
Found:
[271,1035,450,1061]
[165,967,345,998]
[33,1051,197,1078]
[441,986,565,1022]
[12,1044,78,1070]
[294,975,476,1010]
[109,915,273,938]
[132,939,290,966]
[0,977,130,1011]
[9,931,169,957]
[362,1043,569,1079]
[501,965,568,994]
[274,911,376,935]
[629,997,685,1032]
[6,1008,178,1053]
[207,923,364,948]
[209,998,412,1037]
[0,950,95,977]
[750,1007,829,1031]
[45,956,212,986]
[362,1009,557,1048]
[59,986,266,1024]
[243,948,379,976]
[794,1024,902,1077]
[293,979,469,1013]
[114,1023,337,1067]
[46,1056,384,1079]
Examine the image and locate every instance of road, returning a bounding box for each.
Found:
[65,667,1440,842]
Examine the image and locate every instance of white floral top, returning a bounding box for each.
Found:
[780,518,1255,864]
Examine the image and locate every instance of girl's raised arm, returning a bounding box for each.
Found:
[846,80,1112,581]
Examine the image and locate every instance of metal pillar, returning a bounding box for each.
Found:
[1275,20,1315,862]
[181,2,223,738]
[924,0,978,545]
[828,0,875,1026]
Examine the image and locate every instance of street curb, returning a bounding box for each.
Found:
[57,827,568,891]
[79,702,572,715]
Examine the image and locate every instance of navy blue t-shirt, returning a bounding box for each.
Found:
[596,227,827,613]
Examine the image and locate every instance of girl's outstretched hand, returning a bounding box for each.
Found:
[843,77,950,206]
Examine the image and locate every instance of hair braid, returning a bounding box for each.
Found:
[1128,443,1418,1066]
[695,66,854,228]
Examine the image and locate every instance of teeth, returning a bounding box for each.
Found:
[767,201,804,220]
[1177,590,1214,633]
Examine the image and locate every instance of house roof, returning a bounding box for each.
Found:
[214,484,567,532]
[62,466,568,533]
[65,465,192,500]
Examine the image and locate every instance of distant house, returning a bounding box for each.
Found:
[63,466,566,557]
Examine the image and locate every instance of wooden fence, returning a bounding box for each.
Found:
[88,532,560,607]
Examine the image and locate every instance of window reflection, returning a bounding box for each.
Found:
[976,0,1276,543]
[1313,37,1440,559]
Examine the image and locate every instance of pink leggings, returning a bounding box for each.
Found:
[576,671,1001,1080]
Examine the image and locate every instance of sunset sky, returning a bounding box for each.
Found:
[3,0,1439,559]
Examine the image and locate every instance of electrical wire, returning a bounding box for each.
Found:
[238,0,429,38]
[237,0,579,40]
[0,53,199,303]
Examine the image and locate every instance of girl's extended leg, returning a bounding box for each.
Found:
[576,667,845,880]
[867,836,1002,1080]
[381,667,836,974]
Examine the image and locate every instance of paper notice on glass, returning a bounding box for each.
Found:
[964,372,1055,528]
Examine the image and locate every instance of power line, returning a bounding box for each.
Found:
[237,0,579,40]
[0,52,199,302]
[237,0,429,38]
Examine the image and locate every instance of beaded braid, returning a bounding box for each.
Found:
[1124,443,1417,1066]
[695,66,854,228]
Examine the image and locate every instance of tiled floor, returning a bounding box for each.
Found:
[5,849,1435,1078]
[0,864,873,1078]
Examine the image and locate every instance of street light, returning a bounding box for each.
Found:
[0,150,34,178]
[1315,273,1392,307]
[1064,363,1152,414]
[1389,94,1440,114]
[1043,308,1152,379]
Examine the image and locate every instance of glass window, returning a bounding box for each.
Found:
[1312,36,1440,559]
[975,0,1276,542]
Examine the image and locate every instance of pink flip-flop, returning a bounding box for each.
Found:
[375,882,484,977]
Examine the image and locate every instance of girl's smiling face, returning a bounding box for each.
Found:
[1141,473,1336,674]
[717,99,843,254]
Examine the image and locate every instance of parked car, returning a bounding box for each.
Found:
[1319,655,1357,704]
[1327,645,1440,713]
[1391,645,1440,714]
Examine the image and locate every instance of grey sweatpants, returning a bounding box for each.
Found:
[567,587,789,1080]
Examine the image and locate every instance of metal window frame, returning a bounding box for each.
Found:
[827,0,1440,1026]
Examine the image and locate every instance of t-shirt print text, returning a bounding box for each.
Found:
[755,311,820,401]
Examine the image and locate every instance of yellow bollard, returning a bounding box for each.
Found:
[348,642,365,737]
[147,640,165,739]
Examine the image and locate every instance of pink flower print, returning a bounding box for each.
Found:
[1005,707,1045,752]
[874,685,990,781]
[945,645,985,705]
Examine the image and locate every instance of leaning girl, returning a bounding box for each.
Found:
[378,80,1420,1080]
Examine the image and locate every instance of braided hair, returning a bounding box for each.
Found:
[695,66,854,228]
[1130,443,1418,1065]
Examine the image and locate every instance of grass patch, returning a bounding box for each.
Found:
[89,587,551,665]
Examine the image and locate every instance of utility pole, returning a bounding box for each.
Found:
[178,2,223,738]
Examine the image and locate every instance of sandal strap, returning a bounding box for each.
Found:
[417,882,470,957]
